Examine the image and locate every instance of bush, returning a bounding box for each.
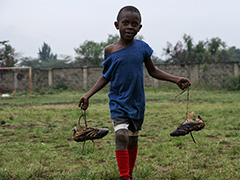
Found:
[53,81,68,91]
[221,73,240,90]
[31,81,68,95]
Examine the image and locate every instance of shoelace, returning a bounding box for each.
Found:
[175,88,196,143]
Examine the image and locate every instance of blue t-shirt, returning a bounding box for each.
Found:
[102,39,153,119]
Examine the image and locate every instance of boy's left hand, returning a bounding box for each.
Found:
[177,77,191,90]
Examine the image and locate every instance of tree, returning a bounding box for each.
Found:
[19,55,72,69]
[193,41,209,63]
[38,42,57,62]
[20,44,71,69]
[207,37,229,62]
[74,34,119,66]
[40,56,71,68]
[163,34,231,64]
[74,40,103,66]
[163,41,186,64]
[19,57,41,68]
[0,41,17,67]
[228,46,240,62]
[102,34,119,47]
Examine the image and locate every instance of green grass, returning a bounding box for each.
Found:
[0,87,240,180]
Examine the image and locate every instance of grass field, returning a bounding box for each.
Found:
[0,86,239,180]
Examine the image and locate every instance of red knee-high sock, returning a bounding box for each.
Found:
[128,145,138,176]
[116,150,130,179]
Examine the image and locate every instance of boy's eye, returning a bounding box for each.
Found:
[132,22,138,27]
[122,21,129,26]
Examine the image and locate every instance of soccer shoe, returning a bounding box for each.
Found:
[170,112,205,136]
[73,126,109,142]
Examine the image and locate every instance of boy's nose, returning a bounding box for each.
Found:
[126,24,134,29]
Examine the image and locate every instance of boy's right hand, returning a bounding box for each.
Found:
[176,77,191,90]
[79,96,89,110]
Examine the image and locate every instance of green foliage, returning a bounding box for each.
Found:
[103,34,120,47]
[53,81,68,91]
[19,42,72,69]
[19,54,72,69]
[74,34,119,66]
[38,42,57,62]
[228,46,240,62]
[0,41,17,67]
[74,40,104,66]
[31,81,68,95]
[40,58,71,69]
[221,73,240,91]
[163,34,233,64]
[19,57,42,68]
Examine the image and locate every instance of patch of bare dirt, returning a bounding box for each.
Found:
[0,101,77,107]
[0,123,37,129]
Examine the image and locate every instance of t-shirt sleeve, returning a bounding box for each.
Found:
[102,55,115,80]
[142,41,153,61]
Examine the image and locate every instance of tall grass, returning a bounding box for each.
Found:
[0,87,239,179]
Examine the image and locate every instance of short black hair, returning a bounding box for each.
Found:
[116,5,141,22]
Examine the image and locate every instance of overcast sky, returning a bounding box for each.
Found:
[1,0,239,59]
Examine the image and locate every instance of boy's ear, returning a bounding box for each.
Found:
[114,21,119,29]
[138,24,142,32]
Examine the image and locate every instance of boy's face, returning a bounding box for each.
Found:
[115,11,142,41]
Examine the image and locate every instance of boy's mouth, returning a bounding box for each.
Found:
[125,31,134,37]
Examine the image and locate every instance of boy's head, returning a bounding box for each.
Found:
[115,5,142,40]
[116,5,141,23]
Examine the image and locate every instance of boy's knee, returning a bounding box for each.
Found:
[116,129,128,142]
[115,129,129,150]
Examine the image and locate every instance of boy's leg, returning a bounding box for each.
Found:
[115,129,130,179]
[128,135,138,178]
[113,118,143,180]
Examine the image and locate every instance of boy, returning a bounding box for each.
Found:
[79,5,191,180]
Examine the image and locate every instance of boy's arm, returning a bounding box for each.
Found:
[79,76,109,110]
[145,57,191,90]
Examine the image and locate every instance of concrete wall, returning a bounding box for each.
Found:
[0,62,239,92]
